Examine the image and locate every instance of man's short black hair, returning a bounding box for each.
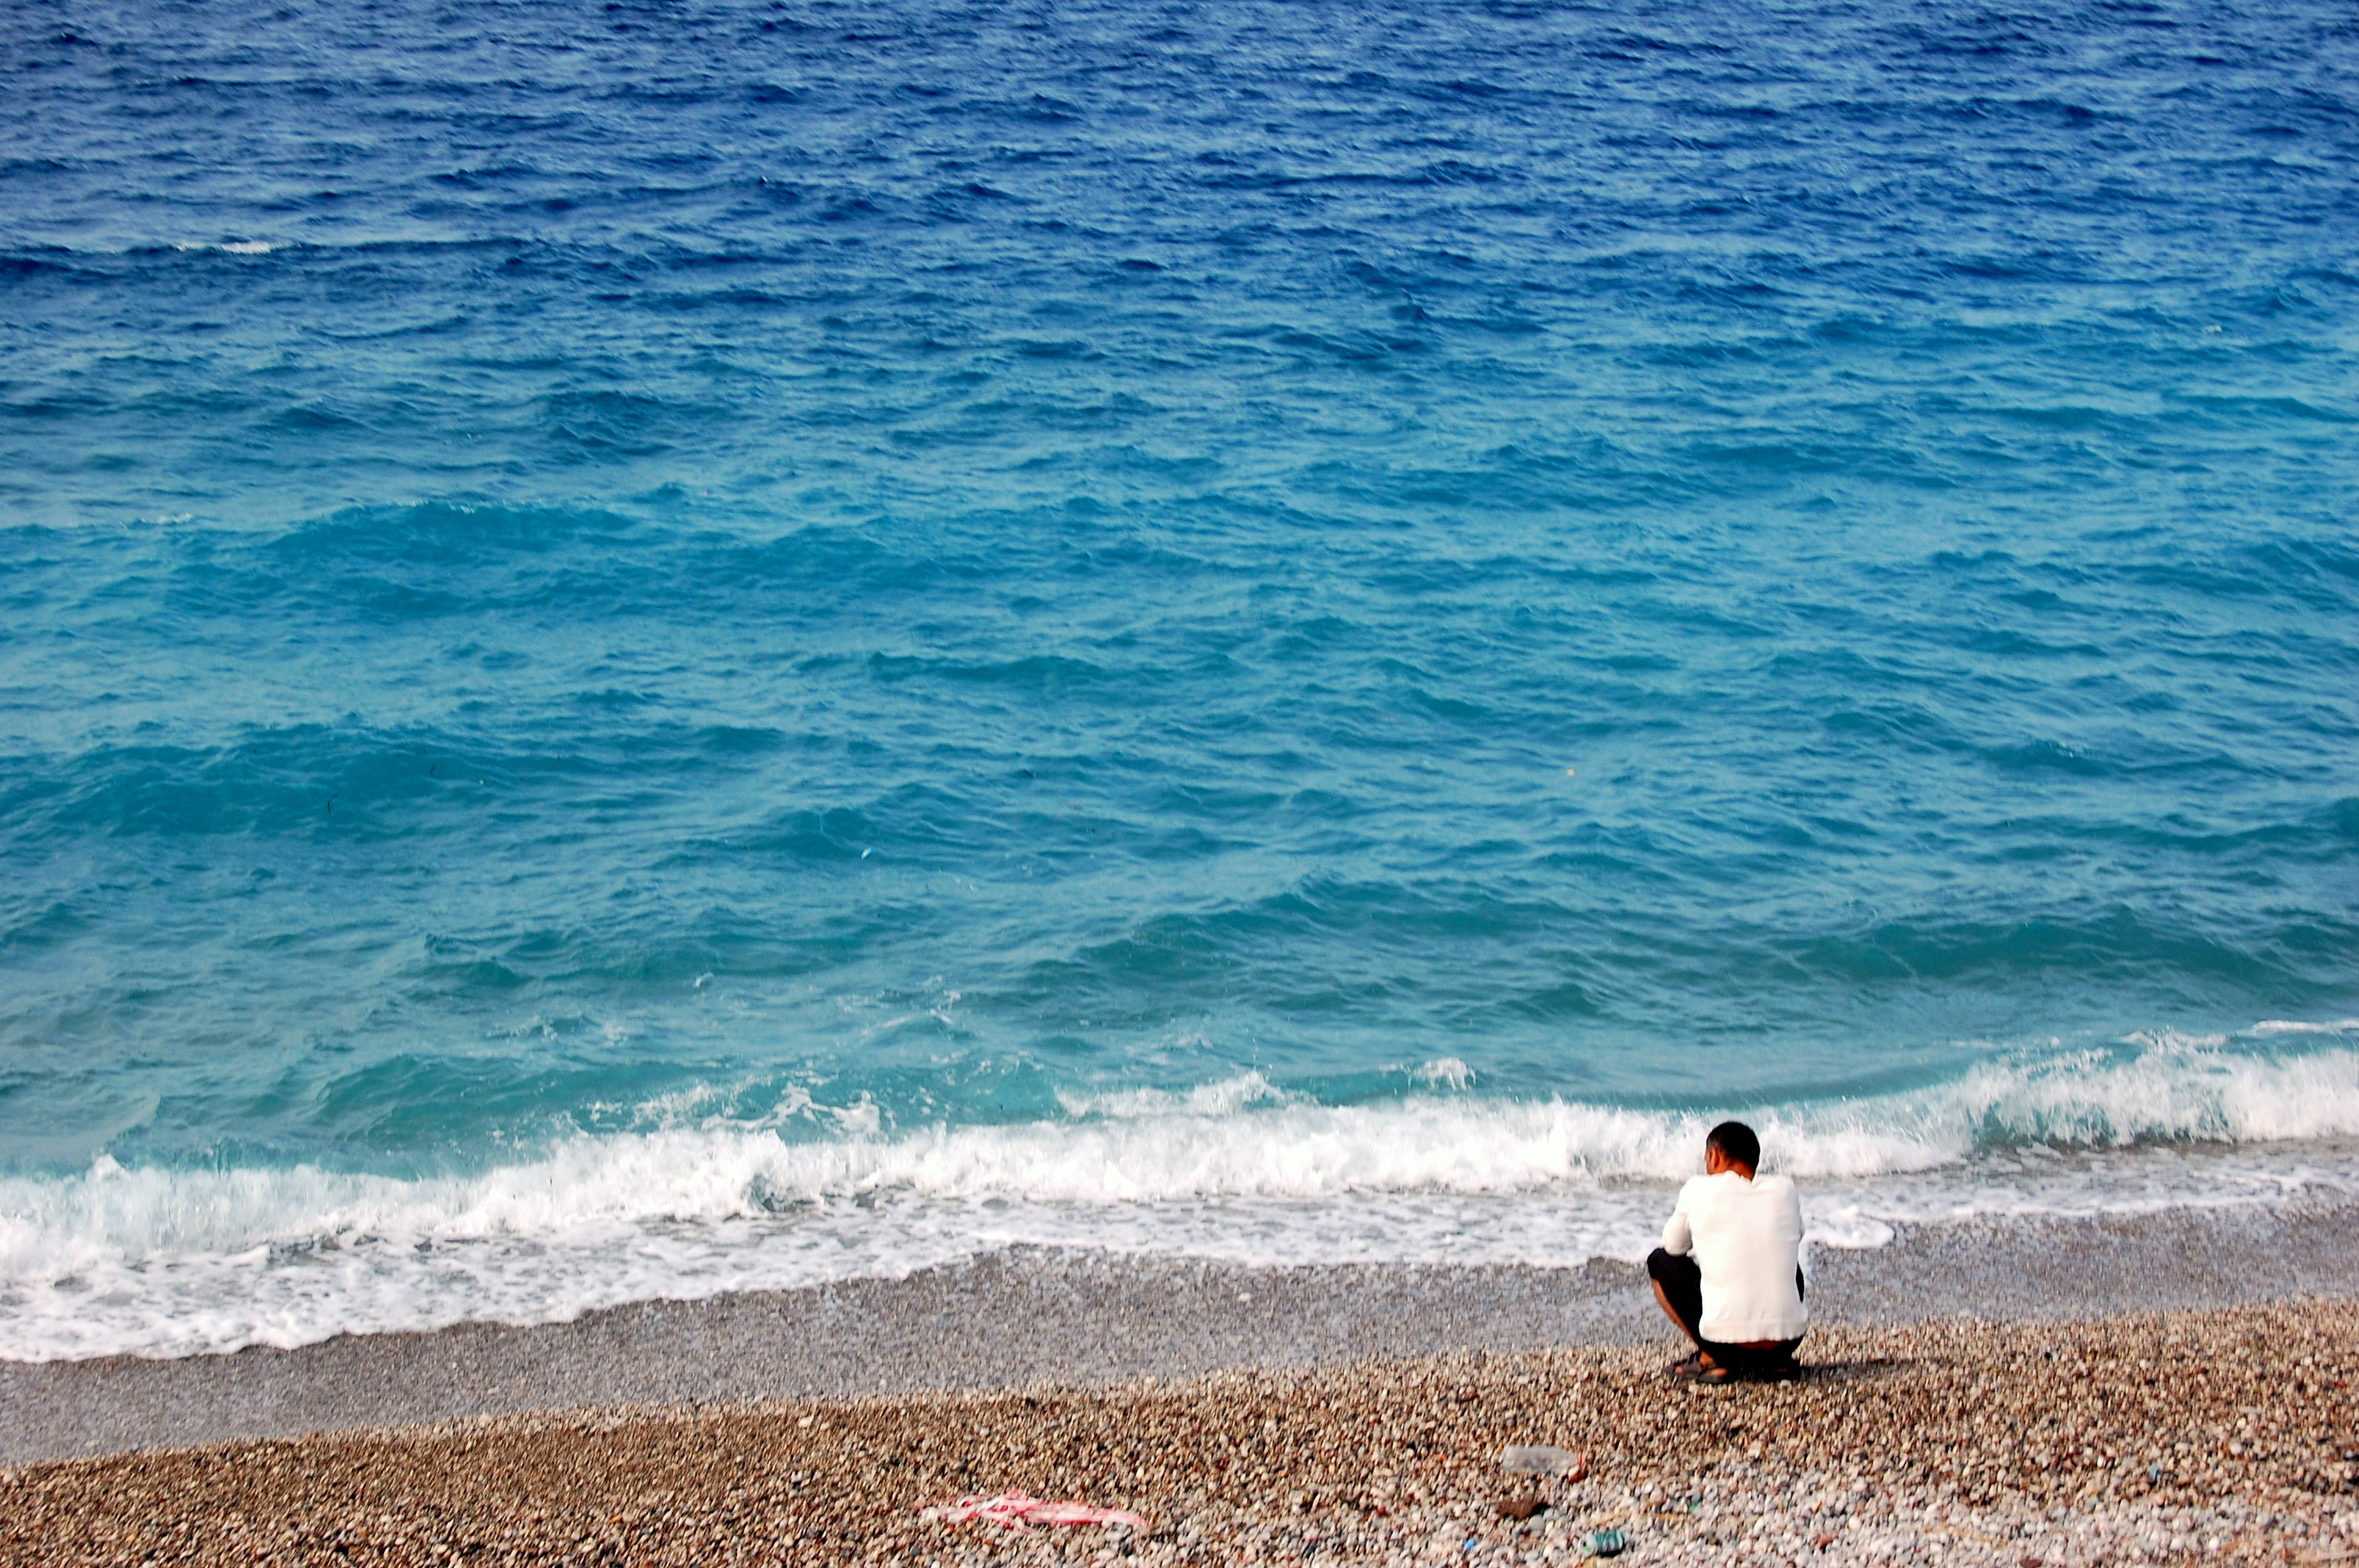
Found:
[1707,1120,1761,1170]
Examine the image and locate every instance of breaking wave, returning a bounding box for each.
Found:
[2,1030,2354,1361]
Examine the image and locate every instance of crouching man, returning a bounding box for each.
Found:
[1648,1120,1806,1382]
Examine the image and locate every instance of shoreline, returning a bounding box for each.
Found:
[5,1299,2355,1566]
[6,1195,2358,1468]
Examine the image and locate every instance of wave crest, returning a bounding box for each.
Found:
[1,1035,2354,1359]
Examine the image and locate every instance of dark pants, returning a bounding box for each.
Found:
[1646,1247,1804,1373]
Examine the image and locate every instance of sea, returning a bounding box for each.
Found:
[2,0,2357,1363]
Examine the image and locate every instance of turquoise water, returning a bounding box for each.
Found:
[3,0,2357,1358]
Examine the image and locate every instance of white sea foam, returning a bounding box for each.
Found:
[1413,1057,1476,1090]
[1053,1069,1292,1120]
[2,1033,2355,1362]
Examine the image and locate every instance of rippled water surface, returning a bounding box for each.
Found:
[2,0,2357,1356]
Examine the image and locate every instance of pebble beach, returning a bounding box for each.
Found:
[7,1291,2356,1566]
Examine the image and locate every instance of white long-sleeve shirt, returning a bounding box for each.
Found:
[1660,1170,1808,1343]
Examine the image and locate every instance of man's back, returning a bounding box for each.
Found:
[1663,1169,1807,1344]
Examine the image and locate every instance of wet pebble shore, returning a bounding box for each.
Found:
[5,1299,2355,1566]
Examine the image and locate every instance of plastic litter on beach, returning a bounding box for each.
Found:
[1584,1526,1628,1558]
[1500,1444,1586,1479]
[918,1491,1150,1532]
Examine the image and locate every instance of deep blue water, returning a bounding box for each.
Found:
[3,0,2358,1356]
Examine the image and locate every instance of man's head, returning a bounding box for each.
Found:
[1703,1120,1760,1178]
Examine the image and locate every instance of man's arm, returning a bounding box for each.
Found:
[1785,1178,1808,1308]
[1661,1200,1692,1256]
